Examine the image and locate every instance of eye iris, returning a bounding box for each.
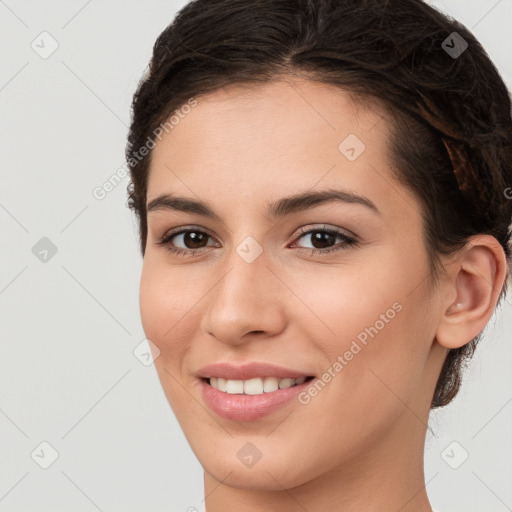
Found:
[311,231,336,249]
[184,231,207,249]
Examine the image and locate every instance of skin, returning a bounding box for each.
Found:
[139,77,507,512]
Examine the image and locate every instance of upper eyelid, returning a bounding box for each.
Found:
[294,224,356,239]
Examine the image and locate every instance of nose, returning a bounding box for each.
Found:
[200,242,287,347]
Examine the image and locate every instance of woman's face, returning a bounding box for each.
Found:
[140,79,447,490]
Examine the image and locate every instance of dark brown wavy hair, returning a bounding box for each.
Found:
[125,0,512,408]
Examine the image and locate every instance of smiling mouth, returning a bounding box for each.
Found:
[203,376,315,395]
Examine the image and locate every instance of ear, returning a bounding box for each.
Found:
[435,235,509,349]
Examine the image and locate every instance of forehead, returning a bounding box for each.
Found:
[146,78,412,222]
[156,79,387,147]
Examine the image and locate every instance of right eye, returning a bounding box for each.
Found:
[156,227,220,256]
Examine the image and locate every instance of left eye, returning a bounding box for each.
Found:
[291,226,357,253]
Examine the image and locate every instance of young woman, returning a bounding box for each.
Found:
[125,1,512,510]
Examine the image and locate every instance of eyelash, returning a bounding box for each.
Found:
[156,225,358,257]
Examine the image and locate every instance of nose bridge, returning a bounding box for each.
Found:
[215,236,271,312]
[202,235,284,343]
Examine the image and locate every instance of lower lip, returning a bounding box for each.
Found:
[199,378,312,422]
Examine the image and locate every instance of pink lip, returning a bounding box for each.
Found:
[196,362,311,380]
[196,362,315,422]
[199,378,312,422]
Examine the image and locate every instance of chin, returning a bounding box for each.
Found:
[195,439,320,491]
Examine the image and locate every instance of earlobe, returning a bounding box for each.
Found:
[435,235,508,350]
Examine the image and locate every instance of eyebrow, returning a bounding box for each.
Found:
[146,188,380,220]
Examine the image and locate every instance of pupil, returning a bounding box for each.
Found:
[185,231,206,249]
[312,231,335,249]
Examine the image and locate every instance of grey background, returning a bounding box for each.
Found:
[0,1,511,511]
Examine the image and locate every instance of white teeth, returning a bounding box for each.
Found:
[278,378,294,389]
[208,376,309,395]
[217,378,227,392]
[225,379,244,394]
[263,377,279,393]
[244,378,264,395]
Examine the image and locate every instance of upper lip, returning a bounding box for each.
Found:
[196,362,313,380]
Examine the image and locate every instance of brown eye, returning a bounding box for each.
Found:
[173,230,209,249]
[292,226,357,254]
[157,227,220,256]
[302,230,338,250]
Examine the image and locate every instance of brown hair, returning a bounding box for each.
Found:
[126,0,512,408]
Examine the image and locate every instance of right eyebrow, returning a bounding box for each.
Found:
[147,194,222,221]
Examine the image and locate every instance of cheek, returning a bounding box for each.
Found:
[139,262,169,346]
[139,258,199,359]
[298,253,434,399]
[139,259,202,412]
[288,261,406,347]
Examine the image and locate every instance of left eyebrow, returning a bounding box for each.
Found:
[146,188,380,220]
[267,188,380,218]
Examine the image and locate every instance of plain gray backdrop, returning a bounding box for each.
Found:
[1,1,511,511]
